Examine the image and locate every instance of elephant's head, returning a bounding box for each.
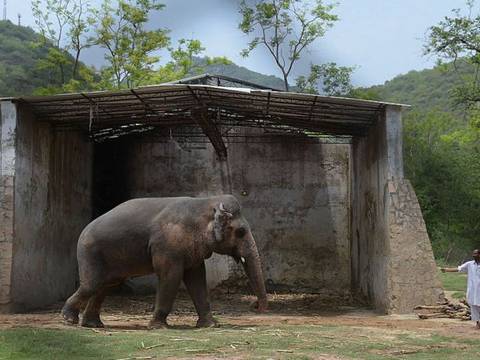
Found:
[210,195,268,312]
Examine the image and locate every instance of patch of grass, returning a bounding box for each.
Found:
[0,323,476,360]
[452,291,466,299]
[439,271,467,292]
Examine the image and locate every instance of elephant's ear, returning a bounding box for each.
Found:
[213,202,233,242]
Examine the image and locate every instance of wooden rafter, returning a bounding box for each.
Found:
[188,86,228,160]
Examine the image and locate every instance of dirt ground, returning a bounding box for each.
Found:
[0,290,477,339]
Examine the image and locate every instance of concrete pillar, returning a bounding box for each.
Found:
[385,106,404,179]
[351,105,443,313]
[383,106,443,313]
[0,100,17,313]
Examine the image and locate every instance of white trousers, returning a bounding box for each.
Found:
[471,304,480,321]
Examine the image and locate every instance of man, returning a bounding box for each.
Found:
[441,249,480,329]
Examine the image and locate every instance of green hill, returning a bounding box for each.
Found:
[0,20,48,96]
[359,60,475,113]
[199,58,287,90]
[0,20,80,97]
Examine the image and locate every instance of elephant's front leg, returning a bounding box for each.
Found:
[183,262,217,328]
[149,257,184,329]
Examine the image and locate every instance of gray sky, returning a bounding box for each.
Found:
[5,0,474,86]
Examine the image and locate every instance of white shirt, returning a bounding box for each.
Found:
[458,260,480,306]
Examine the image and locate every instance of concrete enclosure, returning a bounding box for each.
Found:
[0,81,443,314]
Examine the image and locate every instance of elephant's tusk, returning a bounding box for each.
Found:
[240,257,246,264]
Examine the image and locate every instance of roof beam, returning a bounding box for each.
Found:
[188,86,228,160]
[192,108,227,160]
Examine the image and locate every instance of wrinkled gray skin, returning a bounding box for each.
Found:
[61,195,268,329]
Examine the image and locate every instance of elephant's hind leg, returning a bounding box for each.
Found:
[62,283,99,325]
[80,288,107,328]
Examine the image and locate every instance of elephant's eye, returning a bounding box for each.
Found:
[235,227,246,238]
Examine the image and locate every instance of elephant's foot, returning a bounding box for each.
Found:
[196,316,218,328]
[148,319,169,329]
[80,315,104,328]
[61,307,79,325]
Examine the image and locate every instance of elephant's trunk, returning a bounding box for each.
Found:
[241,233,268,312]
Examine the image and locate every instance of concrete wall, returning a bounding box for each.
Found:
[351,111,389,309]
[0,100,443,314]
[95,130,351,294]
[351,106,443,313]
[0,101,17,312]
[8,104,93,311]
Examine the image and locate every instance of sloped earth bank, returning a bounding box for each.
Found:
[0,291,478,359]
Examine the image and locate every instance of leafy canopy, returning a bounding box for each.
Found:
[28,0,229,92]
[93,0,170,89]
[31,0,97,93]
[238,0,353,94]
[425,0,480,108]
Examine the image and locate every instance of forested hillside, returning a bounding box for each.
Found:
[0,19,286,96]
[0,20,68,96]
[361,61,474,113]
[199,59,286,90]
[0,20,48,96]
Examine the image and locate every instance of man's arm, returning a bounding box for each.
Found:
[440,267,458,273]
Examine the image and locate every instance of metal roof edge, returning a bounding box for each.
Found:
[6,82,411,109]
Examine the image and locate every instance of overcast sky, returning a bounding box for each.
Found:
[5,0,475,87]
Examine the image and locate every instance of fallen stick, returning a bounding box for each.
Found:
[414,305,449,311]
[391,349,420,355]
[418,313,448,319]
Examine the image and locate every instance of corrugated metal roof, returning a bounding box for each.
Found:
[2,79,408,140]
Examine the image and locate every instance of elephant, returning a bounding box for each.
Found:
[61,194,268,329]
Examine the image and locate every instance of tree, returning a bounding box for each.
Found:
[296,62,354,95]
[31,0,95,89]
[238,0,353,94]
[402,109,480,259]
[425,0,480,108]
[146,38,231,85]
[92,0,170,89]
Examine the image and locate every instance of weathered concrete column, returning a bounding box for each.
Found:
[383,106,443,313]
[385,106,404,179]
[352,105,443,313]
[0,100,17,313]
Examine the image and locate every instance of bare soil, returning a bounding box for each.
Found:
[0,292,480,338]
[0,290,477,339]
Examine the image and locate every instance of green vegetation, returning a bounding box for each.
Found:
[0,20,76,96]
[355,61,475,112]
[238,0,353,94]
[439,270,467,299]
[0,324,477,359]
[197,57,288,90]
[402,108,479,261]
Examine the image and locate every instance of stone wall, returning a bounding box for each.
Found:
[94,131,351,294]
[8,104,93,311]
